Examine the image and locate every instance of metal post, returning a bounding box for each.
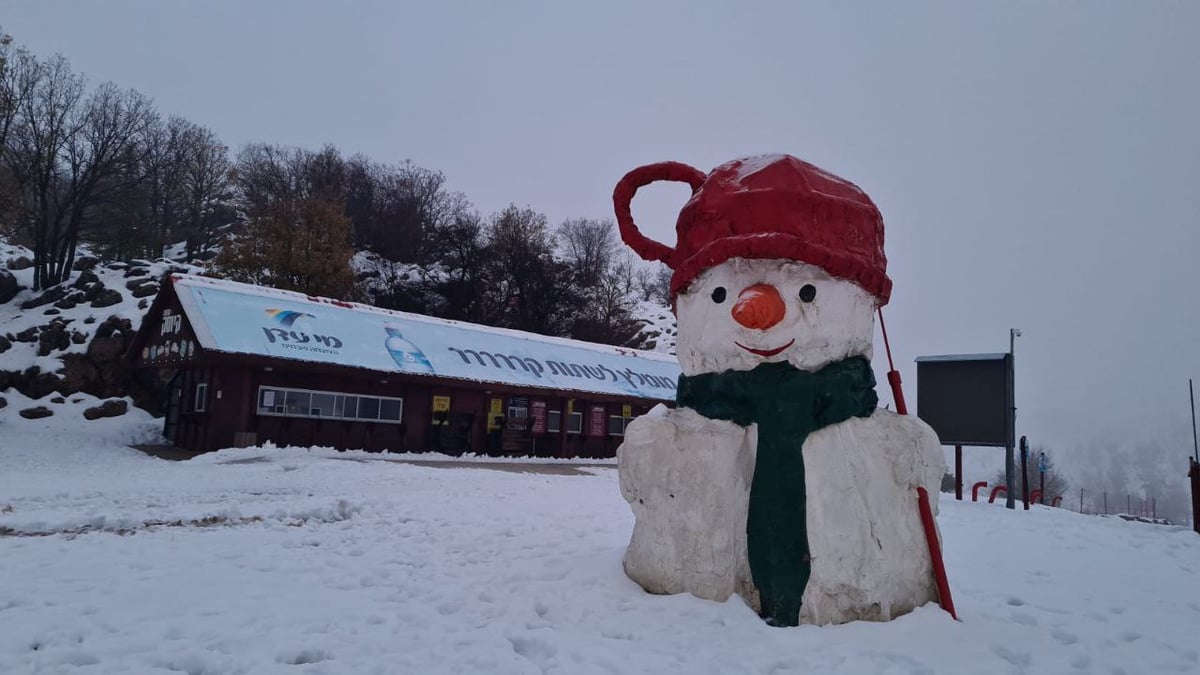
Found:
[955,445,963,501]
[1039,452,1046,505]
[1079,487,1084,513]
[1191,379,1198,463]
[1127,494,1131,515]
[1020,436,1030,510]
[1103,491,1107,515]
[1005,329,1021,510]
[1190,458,1200,534]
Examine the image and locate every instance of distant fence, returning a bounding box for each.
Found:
[1071,489,1159,519]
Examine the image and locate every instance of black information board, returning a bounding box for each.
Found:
[915,353,1013,447]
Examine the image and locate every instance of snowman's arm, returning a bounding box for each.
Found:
[874,410,946,498]
[618,404,751,505]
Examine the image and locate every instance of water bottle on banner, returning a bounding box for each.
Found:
[384,324,435,374]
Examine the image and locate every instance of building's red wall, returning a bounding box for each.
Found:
[163,362,670,457]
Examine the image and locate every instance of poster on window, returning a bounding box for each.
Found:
[588,404,606,437]
[530,400,547,434]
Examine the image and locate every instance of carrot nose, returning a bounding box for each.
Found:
[731,284,785,330]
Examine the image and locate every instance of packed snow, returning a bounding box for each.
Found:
[2,408,1198,674]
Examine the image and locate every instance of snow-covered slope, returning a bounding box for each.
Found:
[1,412,1196,675]
[631,298,676,354]
[0,241,204,421]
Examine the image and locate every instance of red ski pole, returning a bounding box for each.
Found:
[878,308,907,415]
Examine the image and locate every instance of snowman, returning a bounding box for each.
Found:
[613,154,946,627]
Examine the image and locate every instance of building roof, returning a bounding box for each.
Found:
[168,274,680,401]
[914,353,1009,363]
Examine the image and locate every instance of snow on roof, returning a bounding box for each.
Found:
[914,353,1009,363]
[170,274,680,400]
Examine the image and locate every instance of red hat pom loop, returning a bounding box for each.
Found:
[612,161,707,268]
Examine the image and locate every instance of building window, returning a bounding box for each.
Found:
[566,411,583,434]
[547,410,562,433]
[358,396,381,420]
[194,383,208,413]
[608,415,633,436]
[310,393,335,417]
[256,386,403,424]
[379,398,402,422]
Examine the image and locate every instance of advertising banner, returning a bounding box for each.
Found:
[175,277,679,400]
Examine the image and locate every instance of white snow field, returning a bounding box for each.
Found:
[2,405,1199,675]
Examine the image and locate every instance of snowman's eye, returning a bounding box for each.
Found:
[711,287,727,303]
[798,284,816,303]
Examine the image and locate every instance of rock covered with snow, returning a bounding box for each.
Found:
[0,238,201,413]
[83,398,129,420]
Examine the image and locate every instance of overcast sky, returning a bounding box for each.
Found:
[6,1,1200,477]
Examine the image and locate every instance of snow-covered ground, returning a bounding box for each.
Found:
[2,407,1199,675]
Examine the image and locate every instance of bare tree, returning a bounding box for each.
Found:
[571,252,647,347]
[4,53,87,288]
[0,29,22,157]
[634,262,672,305]
[235,142,309,218]
[363,160,448,263]
[0,34,29,229]
[179,123,231,259]
[52,82,155,283]
[138,115,197,256]
[483,205,577,335]
[558,218,618,288]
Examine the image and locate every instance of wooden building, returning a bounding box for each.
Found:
[128,274,680,457]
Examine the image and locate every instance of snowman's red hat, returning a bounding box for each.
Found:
[613,154,892,305]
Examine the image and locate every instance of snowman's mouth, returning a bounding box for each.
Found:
[735,338,795,357]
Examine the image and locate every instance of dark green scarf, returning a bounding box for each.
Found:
[677,357,878,626]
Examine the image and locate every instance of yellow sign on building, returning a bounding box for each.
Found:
[488,398,504,430]
[622,404,632,418]
[432,395,451,424]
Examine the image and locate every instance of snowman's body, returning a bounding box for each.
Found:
[620,405,944,625]
[613,154,947,626]
[617,258,945,625]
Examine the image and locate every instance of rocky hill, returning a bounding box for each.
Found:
[0,240,202,425]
